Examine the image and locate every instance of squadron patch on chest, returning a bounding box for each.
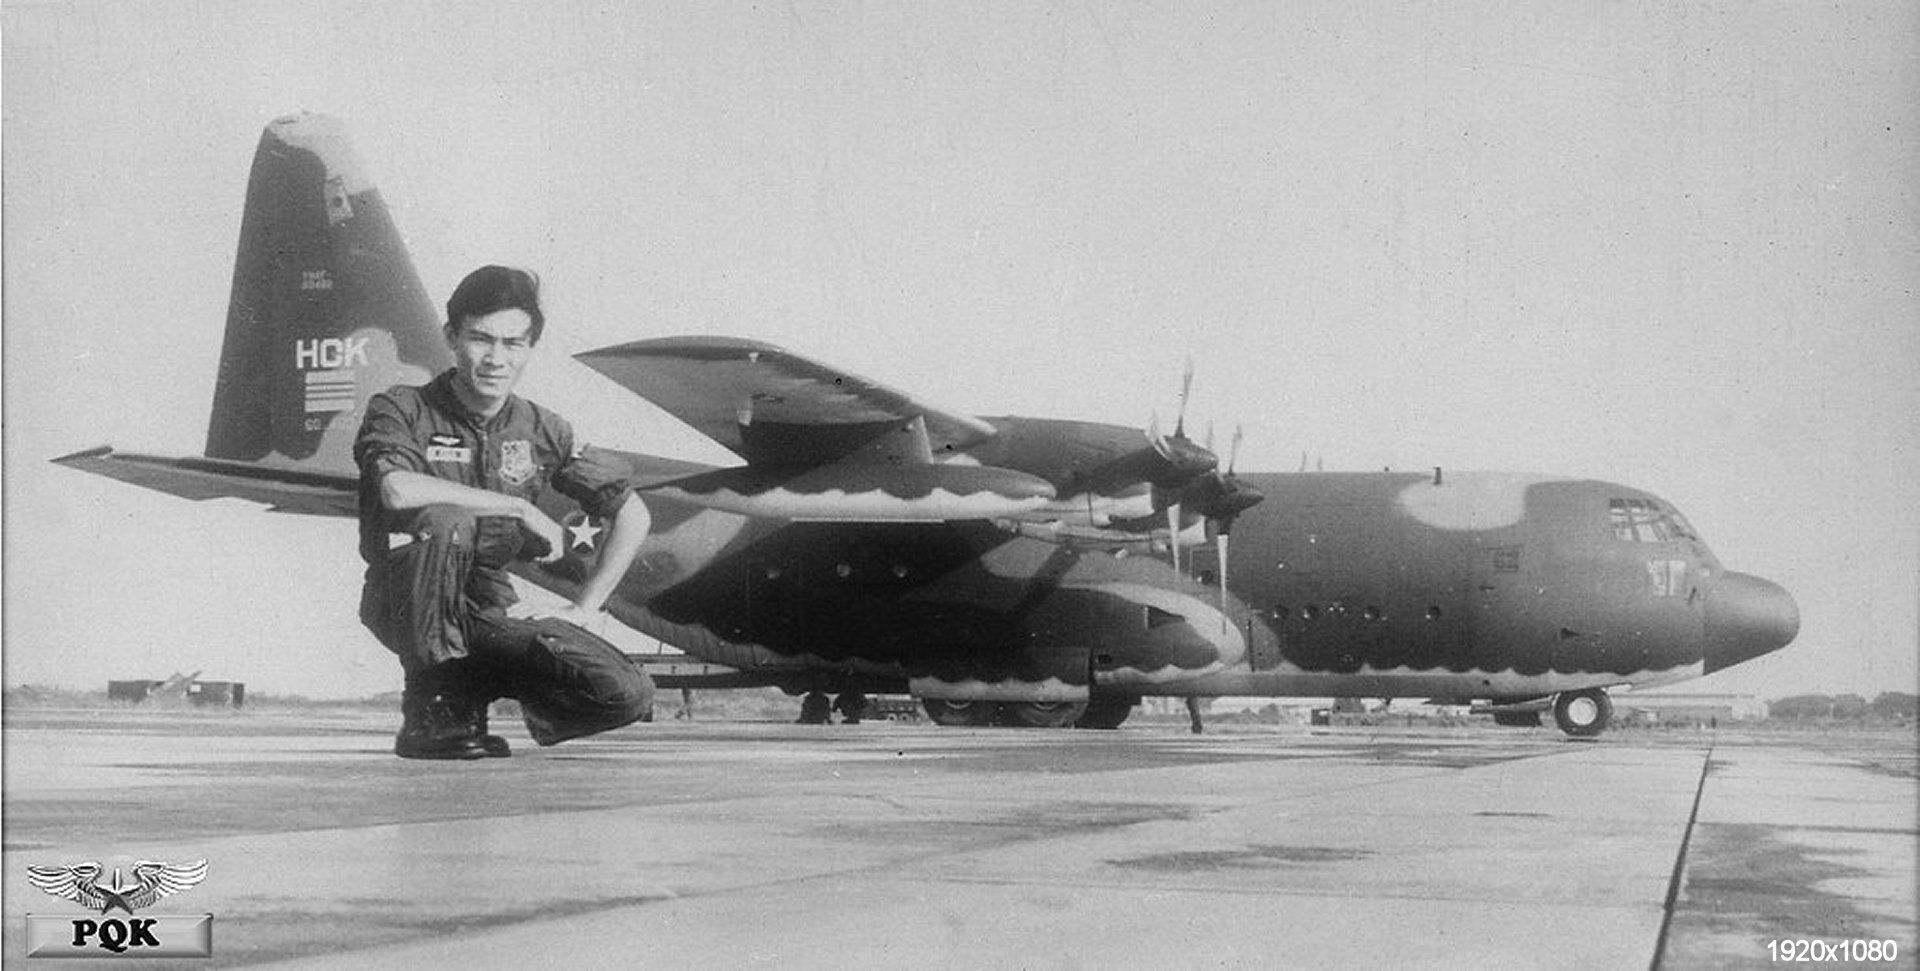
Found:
[499,439,537,486]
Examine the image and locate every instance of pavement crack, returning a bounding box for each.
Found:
[1649,739,1714,971]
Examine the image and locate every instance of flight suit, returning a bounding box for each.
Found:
[354,370,651,751]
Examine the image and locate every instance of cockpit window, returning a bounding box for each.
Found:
[1609,498,1697,543]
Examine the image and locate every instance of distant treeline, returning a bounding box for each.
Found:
[1768,692,1917,722]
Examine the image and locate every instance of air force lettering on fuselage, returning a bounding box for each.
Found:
[51,112,1801,739]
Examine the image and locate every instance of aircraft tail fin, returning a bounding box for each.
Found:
[204,112,448,475]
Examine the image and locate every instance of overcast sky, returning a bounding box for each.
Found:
[4,0,1915,700]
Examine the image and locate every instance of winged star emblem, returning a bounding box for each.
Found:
[27,858,208,914]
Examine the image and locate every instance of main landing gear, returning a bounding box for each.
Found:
[920,696,1137,729]
[919,699,1000,726]
[1000,700,1087,728]
[794,692,876,724]
[1552,688,1614,738]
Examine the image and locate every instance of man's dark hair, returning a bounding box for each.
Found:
[445,265,545,344]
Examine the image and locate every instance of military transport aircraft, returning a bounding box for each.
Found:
[54,113,1801,736]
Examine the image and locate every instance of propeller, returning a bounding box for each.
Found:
[1151,364,1266,590]
[1173,423,1265,612]
[1147,358,1213,473]
[1206,426,1261,614]
[1149,360,1204,572]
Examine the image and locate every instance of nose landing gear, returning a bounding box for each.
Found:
[1553,688,1614,738]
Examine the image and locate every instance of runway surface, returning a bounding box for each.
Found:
[3,707,1913,969]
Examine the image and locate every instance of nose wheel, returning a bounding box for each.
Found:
[1553,688,1613,738]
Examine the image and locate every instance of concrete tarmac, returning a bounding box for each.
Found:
[3,707,1913,969]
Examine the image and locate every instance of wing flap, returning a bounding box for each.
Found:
[574,337,997,466]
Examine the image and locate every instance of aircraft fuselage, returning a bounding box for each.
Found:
[526,453,1799,712]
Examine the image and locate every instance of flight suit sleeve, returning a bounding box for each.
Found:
[548,418,634,521]
[354,391,429,487]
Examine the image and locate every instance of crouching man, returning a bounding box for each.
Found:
[355,265,653,759]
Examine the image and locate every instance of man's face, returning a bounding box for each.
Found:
[445,308,536,411]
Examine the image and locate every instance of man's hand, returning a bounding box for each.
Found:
[518,502,567,563]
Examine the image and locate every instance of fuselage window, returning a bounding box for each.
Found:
[1666,509,1699,541]
[1646,558,1689,597]
[1610,498,1695,544]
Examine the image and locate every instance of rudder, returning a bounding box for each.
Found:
[204,112,448,473]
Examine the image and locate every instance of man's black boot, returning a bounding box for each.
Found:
[470,699,511,758]
[394,689,491,760]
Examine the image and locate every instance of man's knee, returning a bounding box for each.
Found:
[537,624,650,706]
[591,657,655,721]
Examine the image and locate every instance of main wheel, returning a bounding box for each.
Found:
[1075,695,1135,730]
[796,691,832,724]
[922,698,998,726]
[1000,700,1088,728]
[833,692,869,724]
[1553,689,1613,738]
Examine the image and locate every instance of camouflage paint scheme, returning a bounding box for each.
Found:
[55,114,1799,734]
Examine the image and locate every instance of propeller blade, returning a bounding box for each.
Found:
[1147,411,1174,461]
[1167,502,1183,573]
[1217,531,1231,615]
[1174,357,1194,439]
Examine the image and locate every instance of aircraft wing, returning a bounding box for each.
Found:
[574,336,999,467]
[51,447,358,516]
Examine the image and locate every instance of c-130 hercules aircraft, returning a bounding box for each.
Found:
[56,114,1800,736]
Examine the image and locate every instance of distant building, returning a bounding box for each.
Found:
[1616,692,1765,723]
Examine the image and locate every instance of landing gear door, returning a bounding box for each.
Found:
[1247,618,1283,671]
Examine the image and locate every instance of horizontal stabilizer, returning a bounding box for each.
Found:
[52,446,357,516]
[575,337,998,467]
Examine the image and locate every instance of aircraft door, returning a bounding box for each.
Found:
[1468,540,1569,674]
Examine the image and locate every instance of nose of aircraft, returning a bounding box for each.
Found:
[1702,571,1800,673]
